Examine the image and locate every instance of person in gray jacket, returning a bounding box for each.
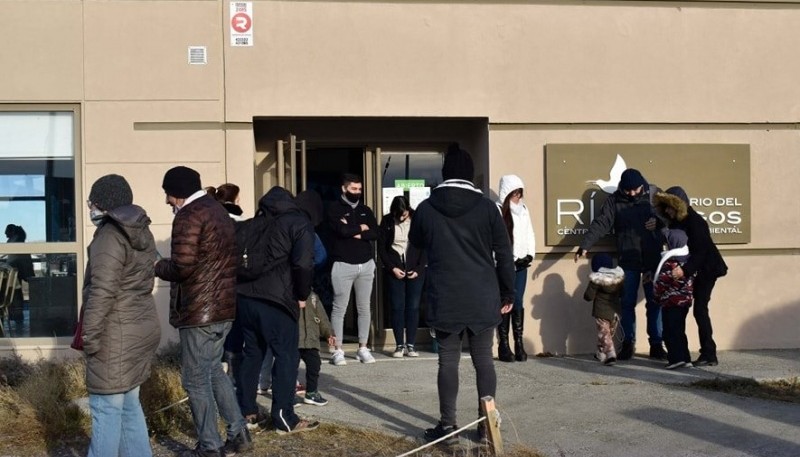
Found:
[82,174,161,457]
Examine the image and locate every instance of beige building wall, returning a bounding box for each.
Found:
[2,0,799,357]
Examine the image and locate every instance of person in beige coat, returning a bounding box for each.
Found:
[82,174,161,457]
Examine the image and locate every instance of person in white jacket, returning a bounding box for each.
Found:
[496,175,536,362]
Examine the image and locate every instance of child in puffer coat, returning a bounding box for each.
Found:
[583,254,624,366]
[298,291,336,405]
[654,229,695,370]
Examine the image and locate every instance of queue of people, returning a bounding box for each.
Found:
[73,150,726,455]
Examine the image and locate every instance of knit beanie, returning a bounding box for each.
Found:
[88,174,133,211]
[162,166,201,198]
[618,168,646,191]
[441,145,475,182]
[590,253,614,272]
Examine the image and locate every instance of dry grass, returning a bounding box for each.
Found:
[0,346,545,457]
[690,377,800,404]
[245,423,546,456]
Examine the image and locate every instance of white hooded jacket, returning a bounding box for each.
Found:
[496,174,536,261]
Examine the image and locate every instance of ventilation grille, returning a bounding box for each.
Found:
[188,46,207,65]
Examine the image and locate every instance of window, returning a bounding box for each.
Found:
[0,107,80,341]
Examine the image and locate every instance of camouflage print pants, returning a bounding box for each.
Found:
[596,317,618,357]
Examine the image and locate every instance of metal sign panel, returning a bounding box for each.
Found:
[545,144,750,246]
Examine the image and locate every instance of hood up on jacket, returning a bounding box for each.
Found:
[654,186,689,222]
[257,186,302,218]
[497,174,525,205]
[428,180,483,219]
[104,204,153,251]
[295,189,323,226]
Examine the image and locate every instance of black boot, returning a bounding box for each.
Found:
[512,310,528,362]
[497,314,514,362]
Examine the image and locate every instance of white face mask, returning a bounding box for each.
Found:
[172,205,181,215]
[90,209,106,226]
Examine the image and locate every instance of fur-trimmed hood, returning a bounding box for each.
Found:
[589,266,625,287]
[654,189,689,222]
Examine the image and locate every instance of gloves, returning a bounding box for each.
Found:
[514,255,533,271]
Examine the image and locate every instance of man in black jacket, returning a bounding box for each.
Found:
[236,186,318,434]
[410,146,515,443]
[574,168,666,361]
[326,174,379,365]
[655,186,728,366]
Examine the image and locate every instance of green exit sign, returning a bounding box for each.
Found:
[394,179,425,190]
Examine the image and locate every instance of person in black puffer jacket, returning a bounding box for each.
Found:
[410,146,515,444]
[575,168,667,361]
[235,186,318,434]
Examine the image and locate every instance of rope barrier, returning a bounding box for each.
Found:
[395,416,486,457]
[149,396,188,416]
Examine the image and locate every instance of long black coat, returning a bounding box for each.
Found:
[409,180,515,334]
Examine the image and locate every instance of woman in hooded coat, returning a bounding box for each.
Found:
[495,175,536,362]
[654,186,727,366]
[82,174,160,457]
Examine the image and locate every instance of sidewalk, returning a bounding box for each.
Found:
[262,348,800,457]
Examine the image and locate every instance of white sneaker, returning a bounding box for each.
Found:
[406,345,419,357]
[393,345,405,358]
[331,349,347,366]
[356,347,376,364]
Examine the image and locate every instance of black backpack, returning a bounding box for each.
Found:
[234,210,278,282]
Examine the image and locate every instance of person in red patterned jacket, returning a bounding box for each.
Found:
[653,229,695,370]
[155,166,251,457]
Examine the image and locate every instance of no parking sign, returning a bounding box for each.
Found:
[230,2,253,47]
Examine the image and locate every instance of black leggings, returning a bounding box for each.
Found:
[435,327,496,426]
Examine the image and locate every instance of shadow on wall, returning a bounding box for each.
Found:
[734,300,800,354]
[531,266,597,356]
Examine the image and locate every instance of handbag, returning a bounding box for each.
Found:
[70,307,84,351]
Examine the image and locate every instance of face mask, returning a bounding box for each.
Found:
[90,209,105,227]
[172,205,181,215]
[344,192,361,203]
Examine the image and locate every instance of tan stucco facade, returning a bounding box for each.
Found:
[2,0,799,357]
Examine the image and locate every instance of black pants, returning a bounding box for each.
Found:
[237,295,300,432]
[435,327,496,426]
[693,275,718,360]
[299,348,321,394]
[662,306,690,365]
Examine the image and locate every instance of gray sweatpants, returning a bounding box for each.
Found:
[330,259,375,346]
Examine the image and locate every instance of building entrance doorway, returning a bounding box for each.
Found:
[252,117,489,351]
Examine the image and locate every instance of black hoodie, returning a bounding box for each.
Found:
[236,187,315,320]
[409,179,515,334]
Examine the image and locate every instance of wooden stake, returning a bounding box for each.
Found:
[480,396,503,455]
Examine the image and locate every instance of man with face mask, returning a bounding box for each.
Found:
[326,173,379,366]
[574,168,666,361]
[154,166,251,457]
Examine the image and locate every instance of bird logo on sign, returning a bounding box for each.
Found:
[587,154,627,194]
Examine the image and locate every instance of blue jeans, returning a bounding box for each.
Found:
[387,271,425,347]
[237,295,300,432]
[88,386,152,457]
[621,269,662,345]
[180,323,246,452]
[513,268,528,312]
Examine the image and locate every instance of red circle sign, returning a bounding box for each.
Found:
[231,13,251,33]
